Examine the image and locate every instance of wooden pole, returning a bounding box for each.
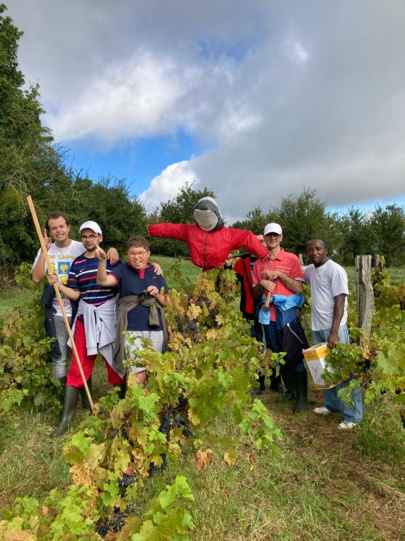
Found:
[27,196,94,412]
[355,255,374,339]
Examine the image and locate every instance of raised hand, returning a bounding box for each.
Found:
[94,242,107,261]
[43,228,52,250]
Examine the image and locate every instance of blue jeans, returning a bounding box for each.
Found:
[311,326,363,423]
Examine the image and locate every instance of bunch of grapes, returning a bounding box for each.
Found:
[117,473,135,488]
[173,413,191,439]
[95,521,109,538]
[176,395,188,410]
[185,319,200,342]
[158,412,171,436]
[95,508,125,538]
[149,453,167,477]
[174,314,184,332]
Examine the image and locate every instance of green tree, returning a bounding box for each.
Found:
[369,204,405,266]
[0,5,148,269]
[0,4,74,267]
[68,176,147,254]
[272,188,341,261]
[148,182,215,257]
[336,207,377,265]
[232,206,278,233]
[232,188,342,260]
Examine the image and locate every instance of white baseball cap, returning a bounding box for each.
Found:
[79,221,102,235]
[264,223,282,236]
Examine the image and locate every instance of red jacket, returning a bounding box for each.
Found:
[234,255,257,319]
[148,223,269,271]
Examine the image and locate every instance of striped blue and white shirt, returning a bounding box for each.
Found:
[68,255,120,306]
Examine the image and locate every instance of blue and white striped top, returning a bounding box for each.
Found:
[68,255,120,306]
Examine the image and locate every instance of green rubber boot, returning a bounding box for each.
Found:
[79,376,93,410]
[50,386,80,437]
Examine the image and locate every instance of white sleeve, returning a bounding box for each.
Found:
[329,265,349,297]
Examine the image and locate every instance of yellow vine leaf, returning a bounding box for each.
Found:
[205,328,219,340]
[87,442,106,468]
[70,462,94,487]
[132,448,149,477]
[195,449,214,470]
[187,409,201,426]
[187,304,202,320]
[4,529,36,541]
[223,450,237,466]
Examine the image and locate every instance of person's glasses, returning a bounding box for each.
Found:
[130,251,148,257]
[81,234,99,240]
[265,234,280,238]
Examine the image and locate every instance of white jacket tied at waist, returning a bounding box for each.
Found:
[68,296,118,367]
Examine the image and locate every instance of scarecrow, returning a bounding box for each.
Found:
[148,197,269,271]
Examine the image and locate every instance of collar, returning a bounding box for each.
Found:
[129,262,150,279]
[269,247,284,261]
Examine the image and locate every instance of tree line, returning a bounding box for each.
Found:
[0,3,404,272]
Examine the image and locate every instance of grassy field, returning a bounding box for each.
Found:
[0,260,404,540]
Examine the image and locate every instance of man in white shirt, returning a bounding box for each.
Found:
[31,212,118,402]
[304,238,363,429]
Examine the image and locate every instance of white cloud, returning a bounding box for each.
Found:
[7,0,405,218]
[140,161,198,213]
[282,36,310,66]
[48,52,194,143]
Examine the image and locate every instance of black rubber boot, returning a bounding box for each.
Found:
[294,370,308,413]
[277,367,296,403]
[118,382,127,399]
[270,374,282,393]
[259,374,265,392]
[251,373,265,396]
[54,376,67,426]
[79,376,93,410]
[50,386,80,437]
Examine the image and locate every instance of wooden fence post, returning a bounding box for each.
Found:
[355,255,374,339]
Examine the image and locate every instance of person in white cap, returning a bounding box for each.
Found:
[47,220,126,436]
[252,223,309,412]
[31,213,118,409]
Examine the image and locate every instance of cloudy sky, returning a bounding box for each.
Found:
[7,0,405,223]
